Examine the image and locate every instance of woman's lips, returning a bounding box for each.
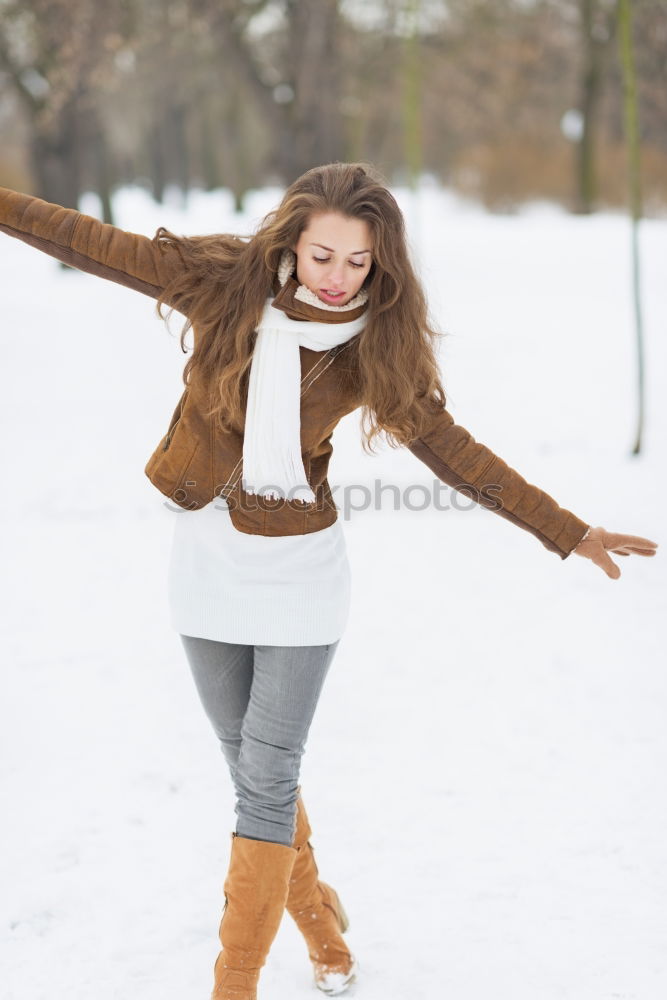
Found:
[318,289,346,303]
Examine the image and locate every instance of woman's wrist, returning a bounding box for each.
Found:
[573,525,593,551]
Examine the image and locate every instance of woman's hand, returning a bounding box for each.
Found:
[572,526,659,579]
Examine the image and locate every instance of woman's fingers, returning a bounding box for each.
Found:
[605,532,658,553]
[572,526,659,578]
[610,547,651,555]
[594,550,621,579]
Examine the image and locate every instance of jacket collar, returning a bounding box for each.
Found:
[270,272,369,325]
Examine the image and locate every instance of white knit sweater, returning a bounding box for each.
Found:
[167,497,351,646]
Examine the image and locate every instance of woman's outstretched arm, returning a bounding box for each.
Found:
[407,405,658,575]
[0,186,186,302]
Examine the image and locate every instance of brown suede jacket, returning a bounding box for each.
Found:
[0,186,590,558]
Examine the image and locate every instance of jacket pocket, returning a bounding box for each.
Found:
[145,427,200,503]
[172,439,200,500]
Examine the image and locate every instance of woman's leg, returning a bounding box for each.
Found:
[178,635,341,998]
[287,795,358,993]
[234,641,339,846]
[179,634,252,782]
[179,635,339,846]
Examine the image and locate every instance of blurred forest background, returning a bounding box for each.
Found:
[0,0,665,221]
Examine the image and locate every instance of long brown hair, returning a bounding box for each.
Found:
[153,161,448,454]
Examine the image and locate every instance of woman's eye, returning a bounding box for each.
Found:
[312,256,364,269]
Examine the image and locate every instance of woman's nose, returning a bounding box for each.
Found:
[326,265,345,287]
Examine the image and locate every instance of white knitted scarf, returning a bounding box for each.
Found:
[242,249,368,504]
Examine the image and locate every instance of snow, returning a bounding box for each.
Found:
[1,181,665,1000]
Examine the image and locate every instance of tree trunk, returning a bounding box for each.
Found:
[148,122,166,204]
[80,104,115,224]
[165,103,190,196]
[617,0,645,454]
[29,95,81,209]
[576,0,601,213]
[283,0,345,180]
[199,99,222,192]
[403,0,423,190]
[575,0,617,214]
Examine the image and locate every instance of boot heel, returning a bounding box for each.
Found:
[333,891,350,933]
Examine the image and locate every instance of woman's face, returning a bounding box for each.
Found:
[292,211,373,307]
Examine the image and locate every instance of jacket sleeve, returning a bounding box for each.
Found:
[407,404,591,559]
[0,186,186,302]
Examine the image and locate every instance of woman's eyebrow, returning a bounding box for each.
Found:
[310,243,371,255]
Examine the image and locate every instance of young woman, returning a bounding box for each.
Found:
[0,162,657,1000]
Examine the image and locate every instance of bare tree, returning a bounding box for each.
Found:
[189,0,346,184]
[617,0,645,454]
[1,0,666,214]
[574,0,619,213]
[0,0,122,216]
[402,0,423,190]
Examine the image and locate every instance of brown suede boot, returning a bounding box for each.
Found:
[212,832,298,1000]
[286,792,358,995]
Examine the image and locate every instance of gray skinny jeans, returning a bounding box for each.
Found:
[179,634,339,846]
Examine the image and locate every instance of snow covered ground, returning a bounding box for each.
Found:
[1,181,665,1000]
